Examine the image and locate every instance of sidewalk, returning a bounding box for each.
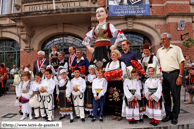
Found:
[0,87,194,129]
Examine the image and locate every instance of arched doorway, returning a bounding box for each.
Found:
[41,35,85,60]
[111,32,151,59]
[0,39,20,69]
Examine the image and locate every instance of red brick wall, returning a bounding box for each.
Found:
[167,22,193,41]
[97,0,106,6]
[153,43,194,60]
[20,50,38,71]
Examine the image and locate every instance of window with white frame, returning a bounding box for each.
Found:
[0,0,9,15]
[12,0,16,13]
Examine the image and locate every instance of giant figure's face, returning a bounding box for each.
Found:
[96,7,108,22]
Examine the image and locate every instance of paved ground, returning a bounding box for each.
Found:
[0,86,194,129]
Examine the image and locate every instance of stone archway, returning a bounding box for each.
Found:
[114,21,161,47]
[31,24,87,50]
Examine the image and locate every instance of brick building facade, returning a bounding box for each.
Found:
[0,0,194,70]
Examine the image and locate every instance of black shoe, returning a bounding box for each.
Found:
[162,116,172,122]
[81,118,85,122]
[88,115,93,118]
[59,116,65,120]
[43,116,48,120]
[152,123,158,126]
[46,119,52,122]
[19,110,23,115]
[129,121,133,124]
[91,118,96,122]
[171,118,178,125]
[76,116,80,119]
[99,118,103,122]
[70,119,74,123]
[139,119,144,123]
[133,120,137,124]
[149,122,154,125]
[34,117,39,119]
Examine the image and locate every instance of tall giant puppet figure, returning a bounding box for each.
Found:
[82,7,126,68]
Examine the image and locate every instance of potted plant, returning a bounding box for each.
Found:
[183,37,194,49]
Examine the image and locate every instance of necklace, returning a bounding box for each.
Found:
[98,22,106,28]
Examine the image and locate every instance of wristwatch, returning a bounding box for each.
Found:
[179,75,183,78]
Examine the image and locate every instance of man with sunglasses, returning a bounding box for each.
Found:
[120,40,138,66]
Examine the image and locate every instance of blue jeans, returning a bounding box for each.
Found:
[93,94,105,118]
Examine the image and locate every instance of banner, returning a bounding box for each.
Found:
[109,0,150,16]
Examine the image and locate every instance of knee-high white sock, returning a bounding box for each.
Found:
[140,115,143,119]
[89,111,92,115]
[70,113,73,120]
[29,113,32,120]
[20,113,26,120]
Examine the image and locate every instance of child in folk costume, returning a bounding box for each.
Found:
[85,65,97,118]
[144,64,165,126]
[39,69,56,121]
[17,71,33,120]
[70,67,86,122]
[122,67,141,124]
[46,65,59,109]
[56,69,74,123]
[30,72,42,119]
[14,74,23,115]
[57,66,64,81]
[49,45,59,69]
[40,65,47,80]
[137,73,146,123]
[91,67,107,122]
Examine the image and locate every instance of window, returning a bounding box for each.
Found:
[42,35,86,60]
[0,0,9,15]
[0,39,20,69]
[12,0,16,13]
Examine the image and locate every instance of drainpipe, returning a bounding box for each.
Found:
[17,26,20,68]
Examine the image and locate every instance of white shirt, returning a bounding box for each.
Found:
[31,81,41,92]
[157,44,185,72]
[10,68,18,75]
[144,78,162,102]
[105,60,126,78]
[92,78,107,97]
[87,74,96,83]
[42,74,46,80]
[82,23,126,46]
[17,80,33,97]
[41,78,56,94]
[76,56,84,64]
[142,55,159,67]
[59,79,72,97]
[123,79,141,101]
[24,67,30,71]
[70,77,86,93]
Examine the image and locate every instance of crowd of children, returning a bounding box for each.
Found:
[14,45,165,126]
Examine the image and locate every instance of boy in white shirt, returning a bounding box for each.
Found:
[30,72,42,119]
[39,69,55,121]
[70,67,86,122]
[91,67,107,122]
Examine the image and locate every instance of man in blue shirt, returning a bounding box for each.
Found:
[71,48,90,77]
[120,40,138,66]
